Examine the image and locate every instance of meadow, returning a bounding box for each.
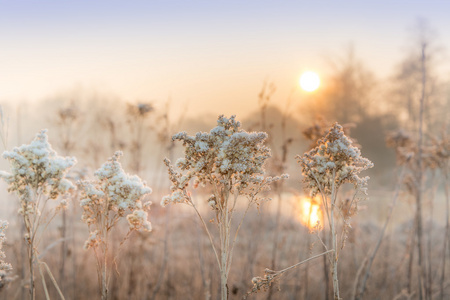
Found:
[0,80,447,300]
[0,25,449,299]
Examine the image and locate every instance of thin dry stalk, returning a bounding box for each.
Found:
[126,102,153,175]
[416,40,427,300]
[54,104,79,295]
[266,87,294,300]
[150,207,171,300]
[440,166,449,300]
[354,165,407,300]
[244,250,334,299]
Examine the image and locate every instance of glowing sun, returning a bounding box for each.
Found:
[299,71,320,92]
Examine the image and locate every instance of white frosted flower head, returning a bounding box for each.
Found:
[0,130,76,205]
[162,115,284,207]
[297,123,373,196]
[78,152,152,245]
[91,151,152,212]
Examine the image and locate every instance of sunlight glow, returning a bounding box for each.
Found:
[299,71,320,92]
[299,196,322,230]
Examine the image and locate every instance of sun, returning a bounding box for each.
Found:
[299,71,320,92]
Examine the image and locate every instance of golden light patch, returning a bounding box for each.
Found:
[298,196,322,230]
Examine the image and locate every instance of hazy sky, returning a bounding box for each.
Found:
[2,1,450,117]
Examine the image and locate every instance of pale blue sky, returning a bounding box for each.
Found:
[1,1,450,117]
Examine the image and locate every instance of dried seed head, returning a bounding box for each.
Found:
[297,123,373,197]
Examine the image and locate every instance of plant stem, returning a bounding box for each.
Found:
[323,243,330,300]
[267,191,282,300]
[101,202,109,300]
[59,209,67,295]
[416,40,426,300]
[440,167,449,300]
[220,192,230,300]
[355,165,406,299]
[330,170,340,300]
[28,235,35,300]
[150,206,171,300]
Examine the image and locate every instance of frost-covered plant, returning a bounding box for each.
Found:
[0,220,12,289]
[386,128,449,299]
[78,151,152,300]
[0,129,76,299]
[126,102,154,174]
[162,115,287,300]
[297,123,373,300]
